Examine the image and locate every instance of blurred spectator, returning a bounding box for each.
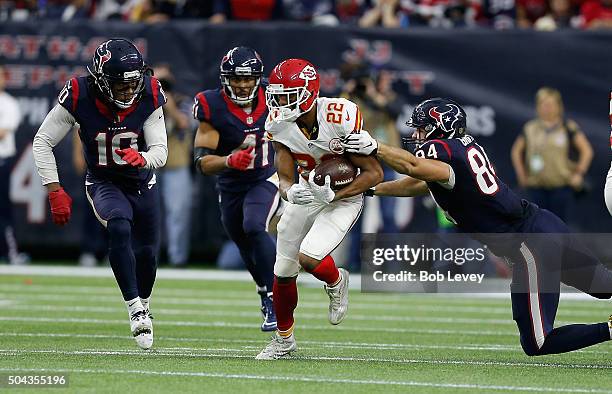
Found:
[153,64,194,267]
[409,0,472,27]
[72,130,108,267]
[475,0,517,28]
[0,0,37,20]
[534,0,576,29]
[516,0,548,27]
[91,0,141,20]
[210,0,284,23]
[334,0,372,23]
[511,87,593,222]
[580,0,612,28]
[40,0,93,20]
[130,0,176,23]
[180,0,214,18]
[0,65,27,265]
[359,0,408,27]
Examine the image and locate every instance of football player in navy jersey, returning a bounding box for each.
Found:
[193,47,278,331]
[343,97,612,356]
[33,39,167,350]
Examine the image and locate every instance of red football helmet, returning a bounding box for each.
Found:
[265,58,320,122]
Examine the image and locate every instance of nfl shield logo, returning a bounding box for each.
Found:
[246,116,253,125]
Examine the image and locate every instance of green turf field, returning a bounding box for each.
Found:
[0,271,610,393]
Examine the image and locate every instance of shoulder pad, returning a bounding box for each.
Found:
[57,76,86,116]
[144,76,167,110]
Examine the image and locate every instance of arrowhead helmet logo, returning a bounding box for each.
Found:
[298,65,317,83]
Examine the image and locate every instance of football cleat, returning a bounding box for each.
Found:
[324,268,349,325]
[260,295,277,332]
[130,310,153,350]
[255,332,297,360]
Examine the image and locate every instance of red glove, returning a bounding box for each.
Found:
[48,187,73,226]
[115,148,146,167]
[226,146,254,171]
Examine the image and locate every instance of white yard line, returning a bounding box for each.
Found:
[0,367,608,393]
[0,350,609,371]
[1,332,608,355]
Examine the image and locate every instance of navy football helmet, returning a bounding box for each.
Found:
[87,39,148,109]
[220,46,264,105]
[405,98,467,147]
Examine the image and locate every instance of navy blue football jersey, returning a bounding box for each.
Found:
[416,135,532,233]
[193,86,275,192]
[58,75,166,189]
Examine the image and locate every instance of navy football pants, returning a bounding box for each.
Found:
[86,181,160,301]
[506,209,612,356]
[219,180,279,292]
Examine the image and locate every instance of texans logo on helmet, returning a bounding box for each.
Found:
[428,104,463,133]
[95,41,112,74]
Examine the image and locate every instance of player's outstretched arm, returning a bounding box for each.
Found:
[332,154,384,201]
[377,143,450,183]
[343,130,450,183]
[374,176,429,197]
[32,104,76,226]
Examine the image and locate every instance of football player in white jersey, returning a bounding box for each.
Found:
[605,93,612,216]
[255,59,383,359]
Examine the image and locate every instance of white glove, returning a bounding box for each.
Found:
[308,171,335,204]
[286,183,314,205]
[342,130,378,155]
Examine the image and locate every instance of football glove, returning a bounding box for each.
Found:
[226,146,254,171]
[308,171,335,204]
[342,130,378,155]
[48,187,73,226]
[286,183,314,205]
[115,148,147,167]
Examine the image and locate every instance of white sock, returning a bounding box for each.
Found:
[140,297,150,311]
[125,297,144,317]
[256,285,267,294]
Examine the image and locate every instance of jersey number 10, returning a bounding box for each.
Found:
[95,132,139,166]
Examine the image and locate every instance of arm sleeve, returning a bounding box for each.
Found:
[140,106,168,169]
[32,104,76,185]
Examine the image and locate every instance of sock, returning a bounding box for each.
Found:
[273,277,298,337]
[125,297,144,317]
[107,219,139,301]
[305,255,340,286]
[608,316,612,339]
[140,297,150,311]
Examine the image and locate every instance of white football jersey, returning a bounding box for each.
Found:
[265,97,363,175]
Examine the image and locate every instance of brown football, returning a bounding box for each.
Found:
[313,156,357,191]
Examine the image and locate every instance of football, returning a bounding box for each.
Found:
[313,155,357,191]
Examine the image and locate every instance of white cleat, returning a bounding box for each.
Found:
[324,268,349,325]
[130,310,153,350]
[255,332,297,360]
